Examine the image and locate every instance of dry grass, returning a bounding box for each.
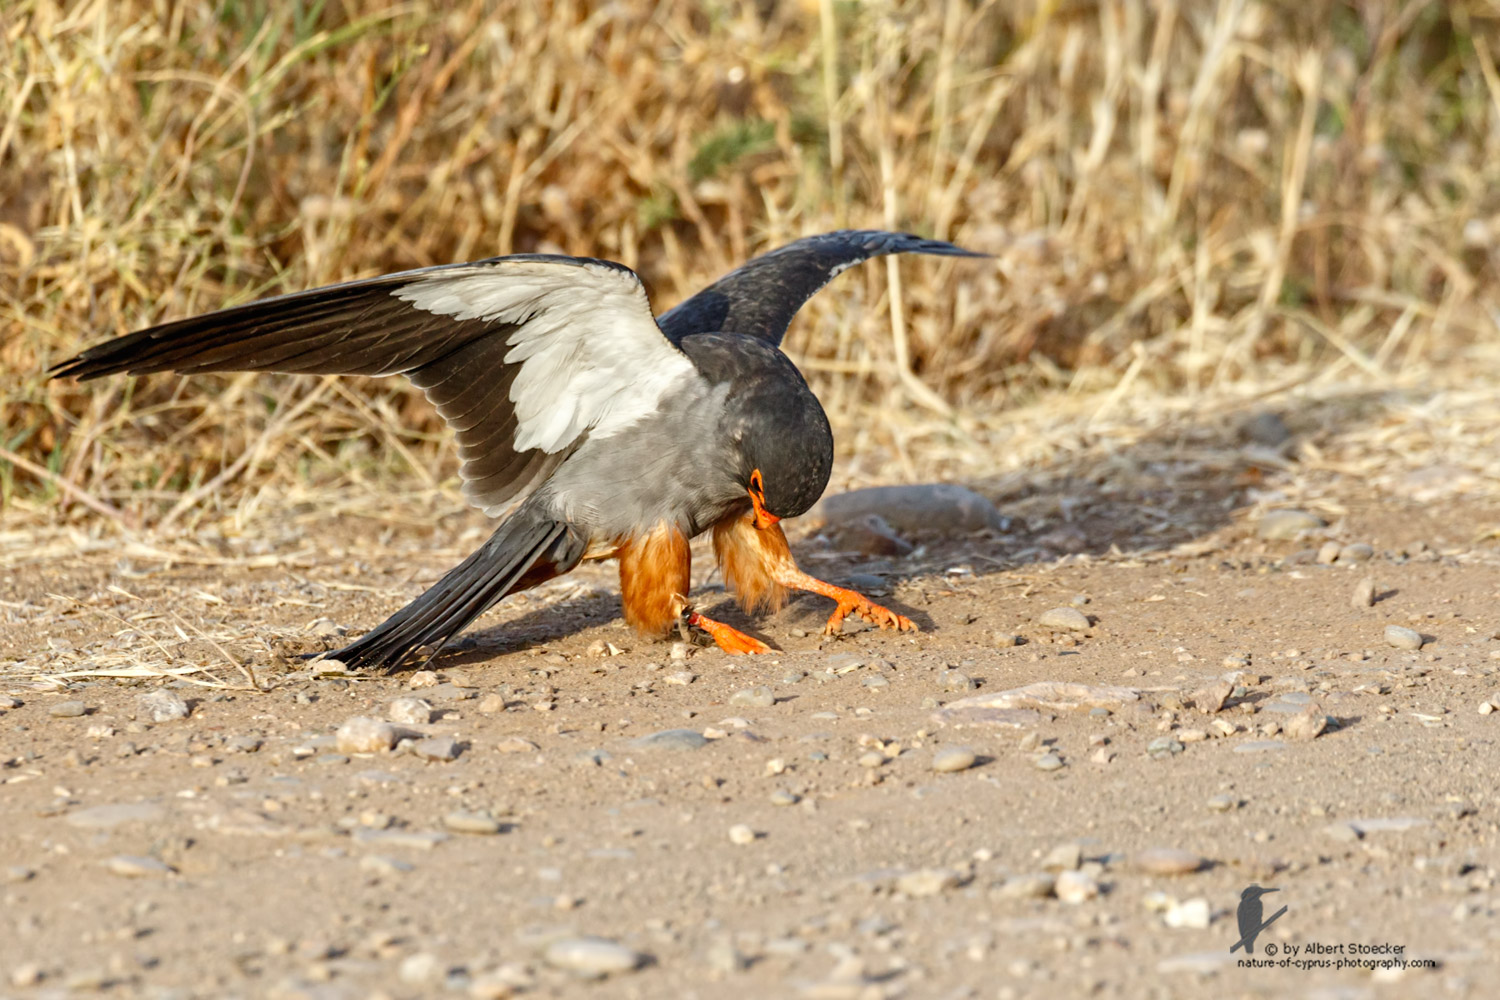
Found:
[3,0,1500,530]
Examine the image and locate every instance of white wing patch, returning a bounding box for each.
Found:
[395,260,697,456]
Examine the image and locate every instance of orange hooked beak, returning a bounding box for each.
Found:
[748,469,779,530]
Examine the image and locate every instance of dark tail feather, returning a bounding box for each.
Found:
[326,511,584,671]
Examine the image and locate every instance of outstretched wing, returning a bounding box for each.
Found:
[52,255,697,516]
[656,229,985,347]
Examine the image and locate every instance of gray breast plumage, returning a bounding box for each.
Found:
[531,372,741,540]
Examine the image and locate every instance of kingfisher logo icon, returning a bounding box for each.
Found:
[1229,885,1287,954]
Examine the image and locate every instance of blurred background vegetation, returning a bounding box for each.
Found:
[2,0,1498,526]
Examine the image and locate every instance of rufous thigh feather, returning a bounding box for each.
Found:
[618,523,692,636]
[712,514,792,614]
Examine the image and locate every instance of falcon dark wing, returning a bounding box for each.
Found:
[656,229,985,346]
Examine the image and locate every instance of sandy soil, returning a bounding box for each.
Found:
[3,400,1500,999]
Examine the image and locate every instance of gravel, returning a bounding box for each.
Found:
[409,736,461,762]
[1037,607,1090,631]
[336,717,398,754]
[388,697,435,725]
[443,810,503,835]
[728,686,775,709]
[104,855,172,878]
[1033,752,1065,771]
[137,690,189,722]
[1134,848,1206,875]
[543,936,645,978]
[1054,870,1099,904]
[1164,898,1211,929]
[896,868,964,896]
[931,746,978,773]
[1384,625,1424,650]
[995,873,1056,899]
[629,728,709,751]
[1284,703,1329,741]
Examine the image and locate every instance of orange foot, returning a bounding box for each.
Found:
[684,611,774,655]
[821,589,918,636]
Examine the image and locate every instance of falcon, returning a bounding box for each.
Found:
[53,230,982,670]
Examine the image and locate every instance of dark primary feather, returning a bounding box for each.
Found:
[656,229,985,347]
[49,254,675,515]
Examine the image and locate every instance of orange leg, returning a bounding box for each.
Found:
[773,565,915,635]
[682,610,774,655]
[713,515,917,636]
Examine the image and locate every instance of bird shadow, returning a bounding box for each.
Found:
[425,383,1452,666]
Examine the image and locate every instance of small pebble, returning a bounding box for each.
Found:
[10,963,42,987]
[769,789,800,806]
[862,674,890,690]
[857,751,885,769]
[478,694,508,714]
[1134,848,1205,875]
[1206,795,1238,813]
[705,939,749,975]
[1191,680,1233,714]
[543,937,644,979]
[1147,737,1184,758]
[1033,752,1064,771]
[939,670,974,692]
[137,690,189,722]
[896,868,963,897]
[728,686,775,709]
[1284,703,1329,741]
[1316,541,1342,564]
[1385,625,1423,650]
[995,873,1055,899]
[1042,843,1082,871]
[1323,822,1363,843]
[1054,870,1099,904]
[225,734,262,753]
[1164,898,1212,929]
[629,728,708,751]
[388,697,434,725]
[728,824,757,845]
[399,952,442,985]
[48,700,87,718]
[1038,607,1090,632]
[336,717,398,754]
[1340,542,1375,562]
[1352,577,1377,608]
[104,855,172,878]
[410,736,461,762]
[932,746,978,773]
[443,810,502,835]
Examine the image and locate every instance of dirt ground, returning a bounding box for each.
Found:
[4,389,1500,999]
